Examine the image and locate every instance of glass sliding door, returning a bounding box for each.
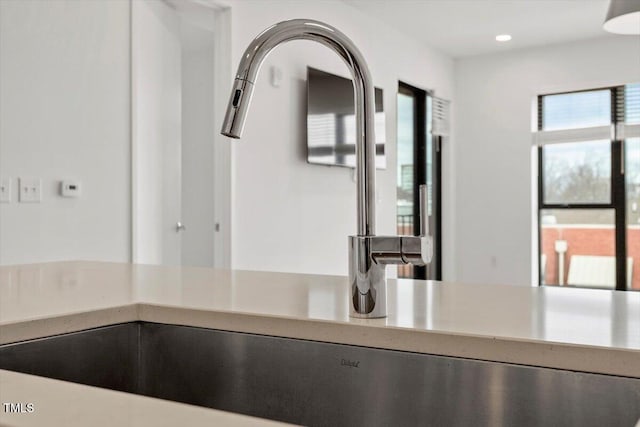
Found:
[397,82,441,280]
[397,88,416,279]
[538,84,639,291]
[626,138,640,290]
[624,83,640,290]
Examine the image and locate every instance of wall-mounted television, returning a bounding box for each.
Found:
[306,67,386,169]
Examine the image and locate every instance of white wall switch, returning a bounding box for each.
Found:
[0,178,11,203]
[270,65,282,87]
[60,180,81,198]
[19,177,42,203]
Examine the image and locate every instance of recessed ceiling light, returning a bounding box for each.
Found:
[495,34,512,42]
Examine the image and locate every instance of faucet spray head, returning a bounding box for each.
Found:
[221,78,255,139]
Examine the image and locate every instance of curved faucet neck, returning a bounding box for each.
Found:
[221,19,377,237]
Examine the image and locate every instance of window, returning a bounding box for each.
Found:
[537,84,640,291]
[397,82,443,280]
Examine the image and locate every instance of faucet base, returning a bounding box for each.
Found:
[349,236,387,318]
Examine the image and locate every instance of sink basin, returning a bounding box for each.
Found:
[1,322,639,426]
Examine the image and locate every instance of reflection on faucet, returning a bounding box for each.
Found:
[221,19,432,318]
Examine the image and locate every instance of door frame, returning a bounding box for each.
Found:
[398,81,442,280]
[536,87,628,290]
[130,0,232,267]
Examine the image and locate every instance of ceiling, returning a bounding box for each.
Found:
[343,0,621,58]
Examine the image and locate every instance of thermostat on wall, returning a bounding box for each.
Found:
[60,180,81,198]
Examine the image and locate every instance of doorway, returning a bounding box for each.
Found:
[131,0,230,268]
[537,84,640,291]
[397,82,442,280]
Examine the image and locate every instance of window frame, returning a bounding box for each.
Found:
[398,82,442,280]
[537,86,627,290]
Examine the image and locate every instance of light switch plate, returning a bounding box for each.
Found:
[270,65,282,87]
[0,177,11,203]
[19,177,42,203]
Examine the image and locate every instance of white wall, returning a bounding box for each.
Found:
[4,0,630,287]
[0,0,131,265]
[226,0,455,276]
[0,0,457,274]
[453,36,640,286]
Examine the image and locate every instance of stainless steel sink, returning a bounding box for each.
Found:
[1,322,639,426]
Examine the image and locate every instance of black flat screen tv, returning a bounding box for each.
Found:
[306,67,386,169]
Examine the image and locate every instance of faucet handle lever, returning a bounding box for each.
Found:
[400,235,432,266]
[419,184,429,237]
[399,185,433,265]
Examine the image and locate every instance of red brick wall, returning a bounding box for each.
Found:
[541,227,640,290]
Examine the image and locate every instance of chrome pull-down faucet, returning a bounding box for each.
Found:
[221,19,432,318]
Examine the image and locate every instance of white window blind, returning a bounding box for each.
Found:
[621,83,640,124]
[532,125,614,146]
[432,96,450,137]
[532,84,640,146]
[617,82,640,139]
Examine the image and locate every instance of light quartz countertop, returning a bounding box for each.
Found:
[0,261,639,425]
